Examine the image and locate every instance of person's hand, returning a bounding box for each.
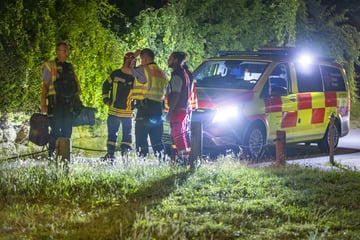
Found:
[103,97,111,106]
[134,49,141,57]
[164,112,172,122]
[41,105,47,115]
[130,58,137,68]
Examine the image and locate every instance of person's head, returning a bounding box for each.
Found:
[139,48,155,65]
[123,52,135,67]
[168,51,187,71]
[56,42,70,63]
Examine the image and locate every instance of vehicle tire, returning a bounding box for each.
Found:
[317,122,340,153]
[243,124,266,160]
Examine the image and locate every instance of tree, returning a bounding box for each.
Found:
[1,0,359,120]
[0,0,128,120]
[183,0,299,56]
[124,0,205,71]
[52,0,128,118]
[296,0,360,100]
[0,0,56,113]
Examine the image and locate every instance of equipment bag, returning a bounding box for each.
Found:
[73,107,96,126]
[29,113,49,146]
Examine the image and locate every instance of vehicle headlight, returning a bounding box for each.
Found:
[212,106,240,123]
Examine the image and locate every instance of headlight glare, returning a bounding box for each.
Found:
[212,106,240,123]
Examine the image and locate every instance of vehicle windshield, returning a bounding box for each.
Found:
[193,60,269,89]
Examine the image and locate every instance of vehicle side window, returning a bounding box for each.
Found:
[321,65,346,91]
[261,64,290,98]
[195,61,225,80]
[269,63,291,91]
[295,63,323,92]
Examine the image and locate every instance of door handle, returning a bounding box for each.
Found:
[289,96,297,102]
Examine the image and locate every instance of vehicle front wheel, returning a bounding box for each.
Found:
[318,122,340,153]
[243,124,266,160]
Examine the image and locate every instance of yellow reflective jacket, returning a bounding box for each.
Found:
[43,60,57,96]
[132,63,168,102]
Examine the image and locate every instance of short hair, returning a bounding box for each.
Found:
[171,51,187,64]
[140,48,154,61]
[56,41,69,51]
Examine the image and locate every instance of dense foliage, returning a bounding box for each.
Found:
[296,0,360,99]
[0,0,55,114]
[0,0,126,119]
[183,0,299,55]
[123,1,204,72]
[0,0,359,120]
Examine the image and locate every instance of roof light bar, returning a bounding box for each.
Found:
[217,47,335,62]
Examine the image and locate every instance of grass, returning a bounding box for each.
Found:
[1,155,360,239]
[0,101,359,239]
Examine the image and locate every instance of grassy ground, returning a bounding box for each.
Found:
[0,102,359,239]
[1,155,360,240]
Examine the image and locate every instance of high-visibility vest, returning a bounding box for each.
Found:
[43,60,57,96]
[132,63,168,102]
[43,60,78,99]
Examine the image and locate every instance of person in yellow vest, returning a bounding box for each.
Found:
[41,42,81,159]
[101,52,135,162]
[123,48,168,159]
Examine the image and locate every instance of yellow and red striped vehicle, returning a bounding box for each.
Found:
[191,48,350,159]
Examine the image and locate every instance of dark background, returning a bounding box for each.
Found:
[109,0,360,30]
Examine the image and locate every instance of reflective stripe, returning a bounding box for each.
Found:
[132,77,147,100]
[108,89,133,118]
[43,61,57,96]
[108,108,133,118]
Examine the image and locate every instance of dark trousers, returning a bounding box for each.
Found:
[107,115,132,155]
[48,101,73,157]
[135,99,165,158]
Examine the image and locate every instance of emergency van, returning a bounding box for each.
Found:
[191,48,350,159]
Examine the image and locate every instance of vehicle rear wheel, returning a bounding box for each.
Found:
[318,122,340,153]
[243,124,266,160]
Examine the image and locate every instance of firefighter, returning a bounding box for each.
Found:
[123,48,168,159]
[41,41,81,160]
[101,52,136,162]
